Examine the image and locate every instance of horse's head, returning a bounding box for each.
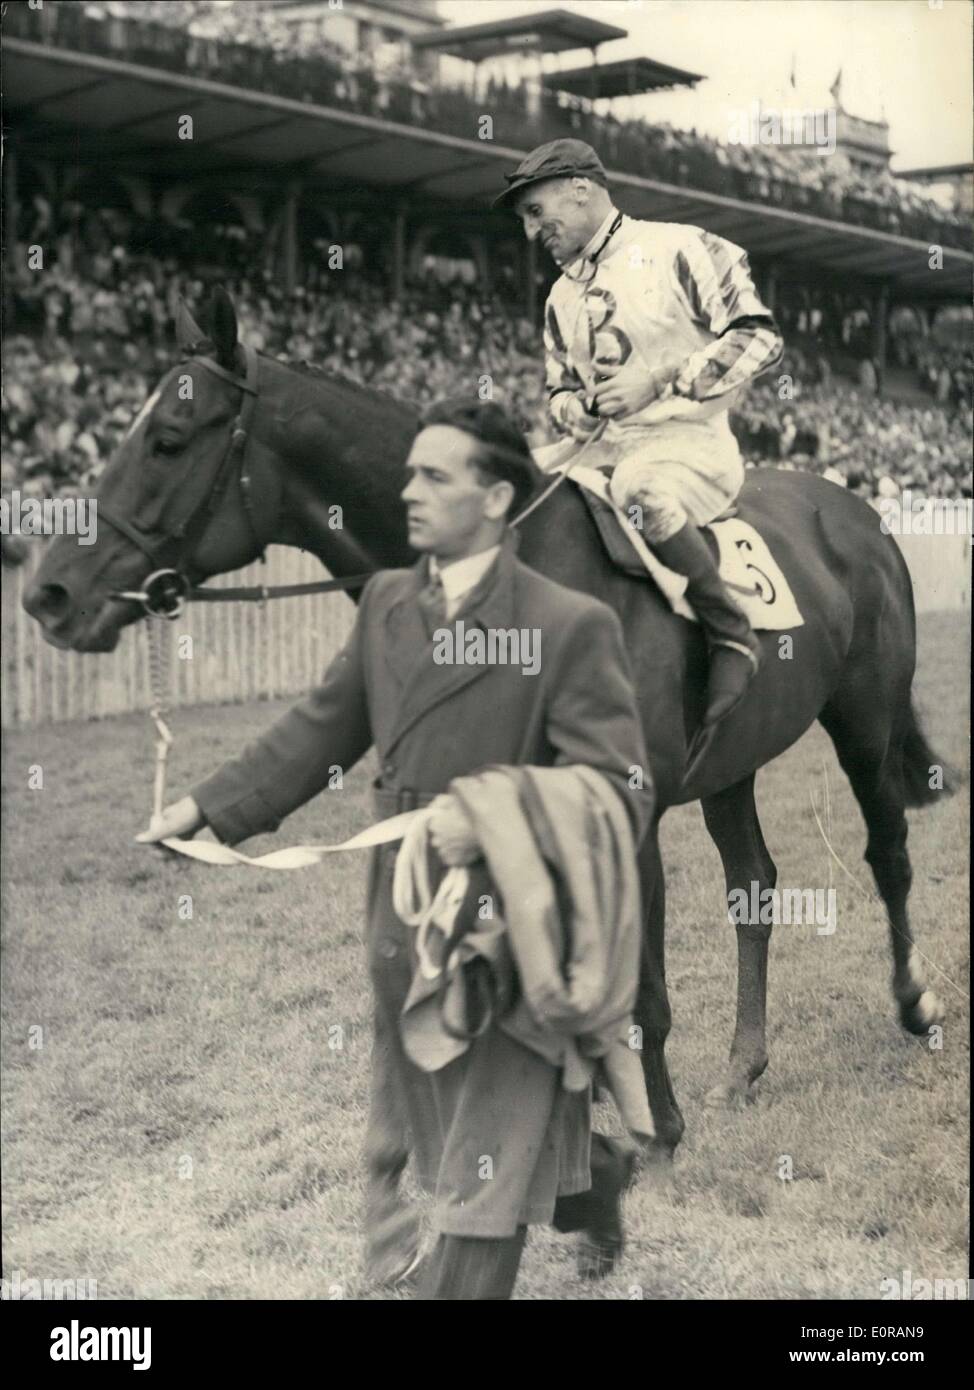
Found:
[24,289,278,651]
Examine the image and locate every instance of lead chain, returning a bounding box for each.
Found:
[146,617,175,820]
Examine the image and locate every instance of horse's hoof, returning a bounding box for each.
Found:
[577,1235,623,1281]
[634,1136,678,1171]
[705,1079,754,1110]
[900,990,945,1036]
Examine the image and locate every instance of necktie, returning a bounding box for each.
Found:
[417,569,447,632]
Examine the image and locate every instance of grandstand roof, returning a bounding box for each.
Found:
[893,162,973,183]
[543,56,704,99]
[410,8,628,61]
[7,36,971,302]
[266,0,444,24]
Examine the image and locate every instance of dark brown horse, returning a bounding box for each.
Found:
[25,289,951,1165]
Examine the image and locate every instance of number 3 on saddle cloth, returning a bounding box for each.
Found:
[531,436,804,633]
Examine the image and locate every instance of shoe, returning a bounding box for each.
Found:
[394,1247,427,1291]
[575,1144,636,1281]
[364,1204,422,1287]
[650,520,761,729]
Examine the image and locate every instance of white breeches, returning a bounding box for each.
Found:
[608,441,745,544]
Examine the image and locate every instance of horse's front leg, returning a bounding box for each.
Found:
[701,775,775,1107]
[633,822,686,1161]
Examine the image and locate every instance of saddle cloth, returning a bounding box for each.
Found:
[548,460,803,631]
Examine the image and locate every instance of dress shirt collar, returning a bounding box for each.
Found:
[429,544,502,617]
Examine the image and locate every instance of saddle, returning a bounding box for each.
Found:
[578,483,733,578]
[568,472,803,632]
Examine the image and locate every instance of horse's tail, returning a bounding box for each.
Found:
[900,697,958,807]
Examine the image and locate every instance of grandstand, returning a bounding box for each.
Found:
[3,0,972,506]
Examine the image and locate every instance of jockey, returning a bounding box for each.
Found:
[495,139,784,732]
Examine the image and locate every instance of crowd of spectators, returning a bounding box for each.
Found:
[4,216,971,509]
[11,0,970,251]
[910,339,973,413]
[2,218,547,496]
[732,346,971,500]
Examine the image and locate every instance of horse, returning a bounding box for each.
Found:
[24,287,951,1168]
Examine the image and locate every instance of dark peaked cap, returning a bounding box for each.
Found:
[493,139,609,209]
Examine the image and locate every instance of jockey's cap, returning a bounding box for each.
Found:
[492,139,608,210]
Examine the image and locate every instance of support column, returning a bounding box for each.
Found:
[3,143,18,327]
[871,280,889,370]
[281,179,300,292]
[391,203,407,299]
[471,233,490,296]
[763,260,778,314]
[4,141,18,253]
[525,43,541,120]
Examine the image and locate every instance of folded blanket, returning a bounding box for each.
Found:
[394,764,654,1139]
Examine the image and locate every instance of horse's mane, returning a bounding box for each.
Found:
[276,355,419,422]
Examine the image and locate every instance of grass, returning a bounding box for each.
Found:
[1,612,968,1300]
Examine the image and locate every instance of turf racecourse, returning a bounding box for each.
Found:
[2,612,968,1301]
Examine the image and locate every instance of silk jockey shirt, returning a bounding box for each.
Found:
[543,210,783,475]
[430,544,501,620]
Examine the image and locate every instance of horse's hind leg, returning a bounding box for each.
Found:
[819,696,944,1035]
[701,774,777,1108]
[633,822,686,1160]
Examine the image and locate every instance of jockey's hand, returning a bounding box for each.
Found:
[136,795,204,844]
[428,794,480,867]
[561,393,602,442]
[593,363,679,419]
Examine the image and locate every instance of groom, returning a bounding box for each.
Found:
[140,396,653,1299]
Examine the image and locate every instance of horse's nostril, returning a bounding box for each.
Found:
[25,582,71,623]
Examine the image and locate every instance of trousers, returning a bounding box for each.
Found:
[610,447,744,543]
[419,1134,630,1300]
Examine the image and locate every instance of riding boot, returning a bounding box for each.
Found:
[651,520,761,729]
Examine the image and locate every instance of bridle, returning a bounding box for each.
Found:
[103,344,372,619]
[103,343,572,621]
[97,347,583,823]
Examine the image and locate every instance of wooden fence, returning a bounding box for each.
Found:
[1,531,969,728]
[1,547,355,727]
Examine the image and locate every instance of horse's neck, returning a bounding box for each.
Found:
[258,357,417,577]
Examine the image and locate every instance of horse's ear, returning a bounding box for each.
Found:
[175,298,206,353]
[206,286,239,372]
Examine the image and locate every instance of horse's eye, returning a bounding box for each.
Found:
[154,439,182,457]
